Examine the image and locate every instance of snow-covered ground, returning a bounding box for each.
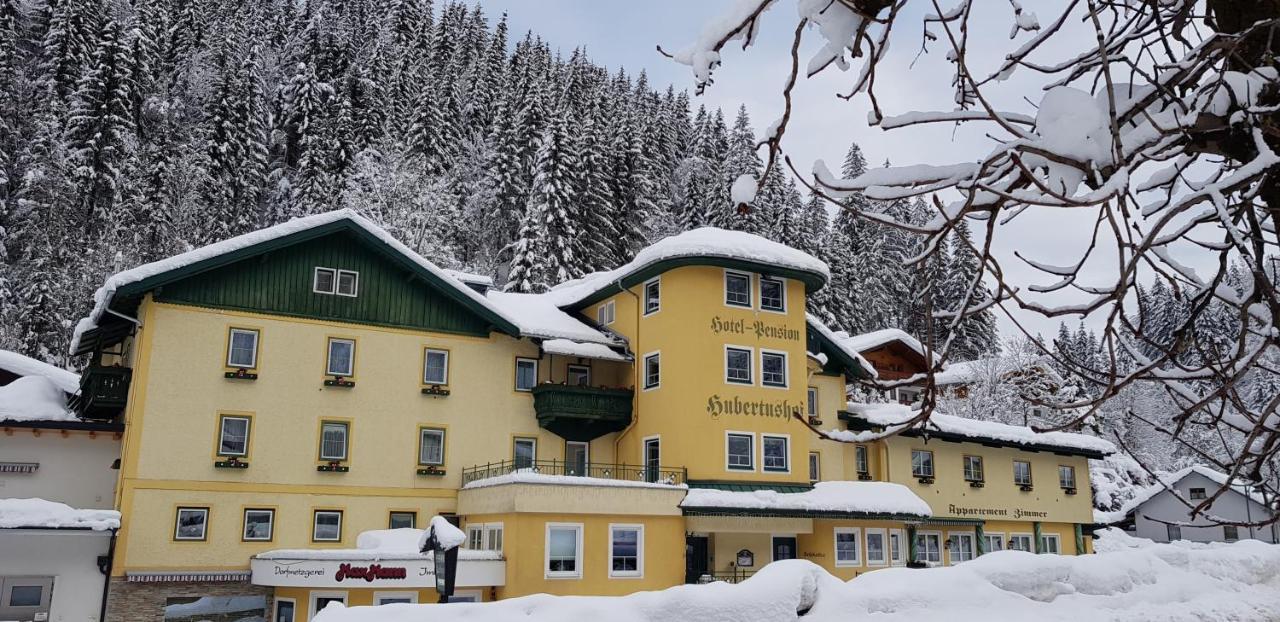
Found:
[313,529,1280,622]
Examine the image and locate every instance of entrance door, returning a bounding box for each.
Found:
[772,536,798,562]
[565,441,589,476]
[685,535,709,583]
[0,576,54,622]
[644,438,660,482]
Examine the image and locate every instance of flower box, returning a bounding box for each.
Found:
[916,476,935,485]
[421,385,451,397]
[1019,484,1034,492]
[1063,487,1077,495]
[968,480,985,488]
[214,458,249,469]
[417,466,446,476]
[324,376,355,388]
[224,369,258,380]
[857,473,873,481]
[317,462,349,473]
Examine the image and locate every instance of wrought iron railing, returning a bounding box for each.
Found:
[461,459,686,487]
[695,570,756,584]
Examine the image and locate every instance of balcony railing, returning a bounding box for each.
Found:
[461,459,686,487]
[531,384,634,442]
[70,366,132,419]
[694,570,756,584]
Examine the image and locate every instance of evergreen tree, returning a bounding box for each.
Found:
[940,218,998,359]
[716,105,762,233]
[505,105,578,292]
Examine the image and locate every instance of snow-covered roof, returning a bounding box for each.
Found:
[541,338,630,362]
[71,210,616,352]
[462,470,686,491]
[0,350,80,394]
[544,227,830,309]
[680,481,931,517]
[839,402,1115,456]
[0,498,120,530]
[933,356,1064,387]
[806,313,877,379]
[1095,465,1272,524]
[0,376,77,423]
[254,527,499,561]
[837,328,931,362]
[485,292,619,346]
[442,268,494,288]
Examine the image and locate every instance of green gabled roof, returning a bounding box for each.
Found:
[687,480,814,494]
[73,210,522,354]
[806,317,875,381]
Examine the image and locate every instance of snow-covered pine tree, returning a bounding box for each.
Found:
[940,218,998,360]
[505,103,579,292]
[571,89,619,274]
[716,105,762,233]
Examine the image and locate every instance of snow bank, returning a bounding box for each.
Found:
[424,516,466,550]
[546,227,830,308]
[462,471,686,491]
[257,525,500,561]
[314,529,1280,622]
[486,292,619,345]
[0,376,76,422]
[839,402,1115,455]
[681,481,931,517]
[0,350,80,394]
[0,498,120,530]
[540,338,629,362]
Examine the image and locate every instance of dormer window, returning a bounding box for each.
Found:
[313,267,358,297]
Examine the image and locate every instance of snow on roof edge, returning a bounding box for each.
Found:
[680,481,932,517]
[842,402,1115,455]
[0,350,80,394]
[806,313,877,379]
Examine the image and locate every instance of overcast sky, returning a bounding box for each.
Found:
[464,1,1217,346]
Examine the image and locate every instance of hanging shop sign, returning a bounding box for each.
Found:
[249,557,504,589]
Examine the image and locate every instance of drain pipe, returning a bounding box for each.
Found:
[613,278,641,462]
[98,527,118,622]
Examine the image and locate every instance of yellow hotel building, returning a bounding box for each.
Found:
[66,209,1113,621]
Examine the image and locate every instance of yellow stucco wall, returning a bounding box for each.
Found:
[603,266,812,484]
[463,512,685,598]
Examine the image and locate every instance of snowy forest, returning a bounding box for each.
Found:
[0,0,997,366]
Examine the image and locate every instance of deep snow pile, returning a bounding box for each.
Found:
[0,376,76,422]
[0,498,120,530]
[313,529,1280,622]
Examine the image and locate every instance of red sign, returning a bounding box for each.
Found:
[334,563,408,583]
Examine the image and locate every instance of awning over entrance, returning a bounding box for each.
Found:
[679,481,932,522]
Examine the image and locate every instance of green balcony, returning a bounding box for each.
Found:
[532,384,633,442]
[70,366,132,420]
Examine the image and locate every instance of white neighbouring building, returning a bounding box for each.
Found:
[1097,465,1278,544]
[0,350,123,622]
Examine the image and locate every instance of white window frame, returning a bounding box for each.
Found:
[515,357,538,391]
[312,510,343,542]
[312,267,336,294]
[1058,465,1076,489]
[984,532,1005,554]
[915,531,942,564]
[226,328,259,368]
[242,508,274,541]
[309,591,347,621]
[319,421,349,461]
[889,528,905,566]
[373,591,418,605]
[643,351,661,390]
[963,455,984,482]
[607,523,644,579]
[724,345,754,385]
[335,269,359,297]
[760,349,789,388]
[467,524,484,550]
[565,440,589,475]
[418,428,445,466]
[1009,533,1034,552]
[484,523,504,553]
[597,300,616,326]
[513,437,537,468]
[643,277,660,316]
[855,445,869,476]
[1189,487,1207,500]
[388,511,416,529]
[174,507,208,541]
[273,597,296,622]
[423,348,449,385]
[218,415,250,457]
[911,449,934,478]
[759,276,786,313]
[1039,533,1061,554]
[834,527,861,567]
[724,270,752,308]
[545,522,584,579]
[726,431,755,471]
[808,451,820,483]
[865,528,888,566]
[325,338,355,377]
[806,387,818,417]
[761,434,790,473]
[567,364,591,386]
[1014,460,1033,486]
[947,532,976,564]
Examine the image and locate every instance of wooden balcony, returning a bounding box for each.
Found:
[531,384,633,442]
[70,366,131,420]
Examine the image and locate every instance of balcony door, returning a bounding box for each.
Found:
[644,437,660,483]
[566,441,588,476]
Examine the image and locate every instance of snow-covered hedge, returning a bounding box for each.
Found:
[313,529,1280,622]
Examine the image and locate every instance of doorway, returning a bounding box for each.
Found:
[643,437,660,482]
[772,536,797,562]
[565,441,589,476]
[685,535,709,583]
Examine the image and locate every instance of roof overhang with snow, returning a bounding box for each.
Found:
[805,314,876,381]
[567,257,828,311]
[72,211,527,355]
[839,405,1114,459]
[680,481,933,520]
